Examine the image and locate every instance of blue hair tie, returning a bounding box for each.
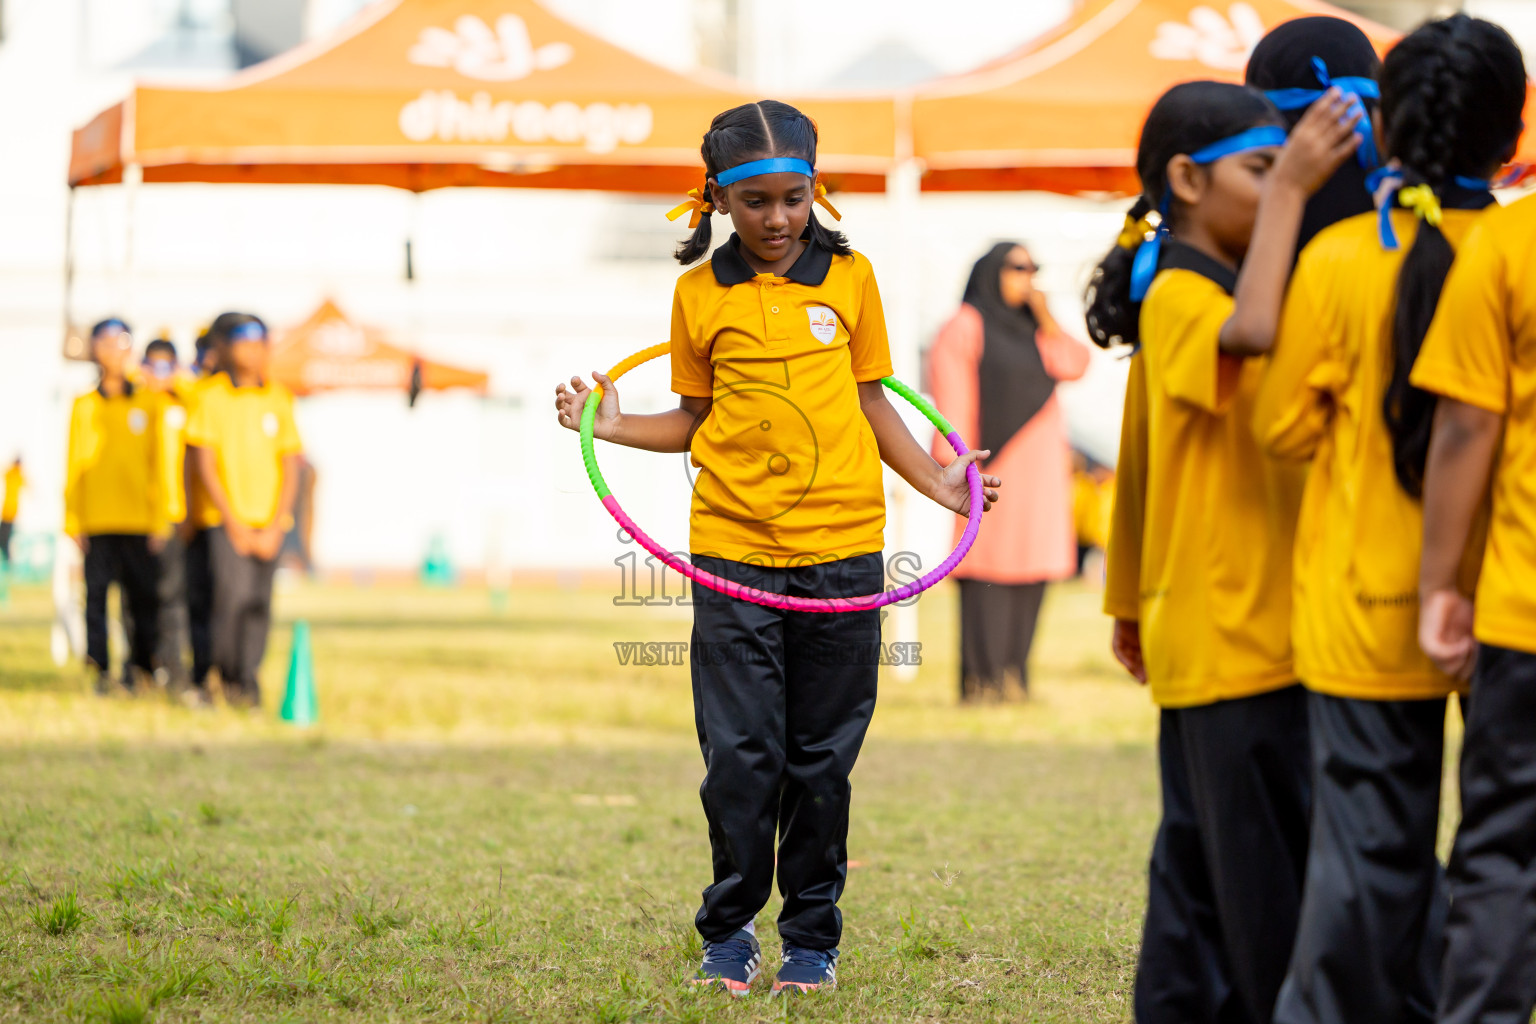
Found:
[1128,126,1289,302]
[714,157,815,186]
[1366,165,1404,250]
[1264,57,1380,170]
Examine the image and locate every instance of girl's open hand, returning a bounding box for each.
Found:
[555,371,620,441]
[1272,88,1362,196]
[935,450,1000,516]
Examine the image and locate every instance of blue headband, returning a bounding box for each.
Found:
[227,321,268,343]
[1128,126,1289,302]
[714,157,815,186]
[92,317,130,339]
[1264,58,1380,170]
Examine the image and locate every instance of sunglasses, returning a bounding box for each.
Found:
[1005,261,1040,274]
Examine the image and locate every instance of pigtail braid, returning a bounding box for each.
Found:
[1084,195,1154,349]
[673,176,716,265]
[1383,20,1469,496]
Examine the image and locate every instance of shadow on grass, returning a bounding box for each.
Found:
[0,667,72,694]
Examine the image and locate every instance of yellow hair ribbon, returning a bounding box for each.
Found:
[814,182,842,221]
[665,187,714,229]
[1117,212,1154,250]
[1398,184,1443,228]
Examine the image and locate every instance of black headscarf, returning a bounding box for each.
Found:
[963,242,1055,458]
[1246,16,1382,254]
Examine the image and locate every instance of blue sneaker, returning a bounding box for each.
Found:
[772,944,838,995]
[692,930,762,997]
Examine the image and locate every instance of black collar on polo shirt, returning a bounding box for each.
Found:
[710,228,832,287]
[1158,241,1238,296]
[97,379,134,399]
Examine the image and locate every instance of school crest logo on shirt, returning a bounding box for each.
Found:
[127,409,148,435]
[262,412,279,438]
[164,405,187,430]
[806,307,838,345]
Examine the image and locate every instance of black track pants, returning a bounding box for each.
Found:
[208,526,278,702]
[1437,644,1536,1024]
[84,533,159,674]
[689,553,883,950]
[1135,685,1312,1024]
[1275,692,1449,1024]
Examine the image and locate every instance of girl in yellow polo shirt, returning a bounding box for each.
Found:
[65,318,168,694]
[1087,81,1358,1022]
[1251,17,1527,1024]
[555,100,999,998]
[1410,62,1536,1024]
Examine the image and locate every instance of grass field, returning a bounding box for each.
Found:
[0,576,1165,1022]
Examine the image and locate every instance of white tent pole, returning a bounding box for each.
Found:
[886,93,922,683]
[122,162,142,332]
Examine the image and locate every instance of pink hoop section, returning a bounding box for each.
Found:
[584,350,983,612]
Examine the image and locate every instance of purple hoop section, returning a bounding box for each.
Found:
[599,430,983,613]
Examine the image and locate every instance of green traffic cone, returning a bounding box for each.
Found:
[279,620,318,726]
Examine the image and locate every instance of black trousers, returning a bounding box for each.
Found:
[1437,644,1536,1024]
[690,553,882,950]
[208,526,278,701]
[958,579,1046,699]
[1135,684,1312,1024]
[154,531,190,685]
[0,520,12,563]
[83,533,159,674]
[1275,693,1449,1024]
[186,529,214,686]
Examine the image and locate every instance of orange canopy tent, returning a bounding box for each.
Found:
[67,0,896,195]
[269,299,489,397]
[910,0,1536,194]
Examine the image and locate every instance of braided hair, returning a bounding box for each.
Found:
[1084,81,1281,348]
[1379,14,1525,496]
[674,100,851,266]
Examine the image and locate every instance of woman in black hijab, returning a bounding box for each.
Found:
[929,242,1089,701]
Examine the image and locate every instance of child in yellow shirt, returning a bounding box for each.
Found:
[1251,17,1526,1022]
[1,456,24,566]
[555,101,1000,997]
[185,314,303,706]
[1087,80,1357,1022]
[65,318,167,693]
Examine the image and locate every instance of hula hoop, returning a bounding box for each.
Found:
[579,343,983,612]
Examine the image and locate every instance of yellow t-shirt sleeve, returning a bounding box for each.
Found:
[1104,353,1148,621]
[1411,220,1511,414]
[184,388,216,447]
[849,260,895,382]
[63,397,88,536]
[276,393,303,456]
[669,285,713,398]
[1147,272,1240,414]
[145,398,167,535]
[1254,259,1337,461]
